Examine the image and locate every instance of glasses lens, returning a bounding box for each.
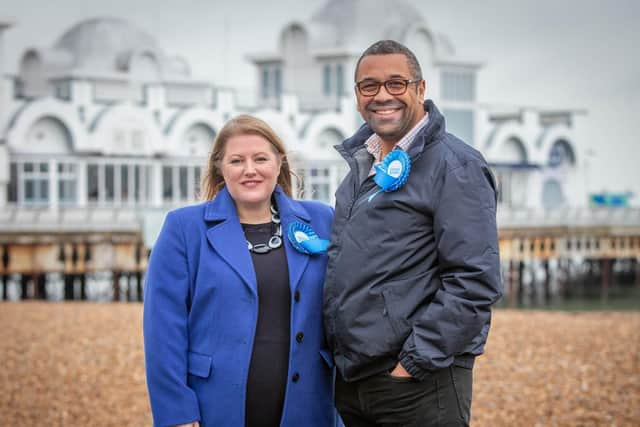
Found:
[385,80,408,95]
[358,81,380,95]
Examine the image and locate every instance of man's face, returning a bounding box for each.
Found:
[355,53,426,146]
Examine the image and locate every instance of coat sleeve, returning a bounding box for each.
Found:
[398,159,503,379]
[143,211,200,426]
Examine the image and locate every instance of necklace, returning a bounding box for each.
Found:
[245,204,283,254]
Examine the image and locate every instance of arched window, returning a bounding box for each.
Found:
[181,123,216,157]
[548,140,575,168]
[19,50,47,97]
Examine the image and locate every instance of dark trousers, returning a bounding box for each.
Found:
[336,366,472,427]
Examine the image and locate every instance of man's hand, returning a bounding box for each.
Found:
[390,362,412,378]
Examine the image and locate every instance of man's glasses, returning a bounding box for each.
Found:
[355,78,421,97]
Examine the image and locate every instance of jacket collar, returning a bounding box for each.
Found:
[203,185,312,296]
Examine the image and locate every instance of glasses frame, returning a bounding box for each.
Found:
[354,78,422,97]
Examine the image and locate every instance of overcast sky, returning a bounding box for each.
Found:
[3,0,639,198]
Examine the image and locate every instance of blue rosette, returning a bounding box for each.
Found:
[374,149,411,192]
[368,149,411,202]
[287,222,329,255]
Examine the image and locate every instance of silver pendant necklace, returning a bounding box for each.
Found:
[246,204,283,254]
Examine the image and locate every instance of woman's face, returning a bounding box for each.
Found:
[220,133,282,212]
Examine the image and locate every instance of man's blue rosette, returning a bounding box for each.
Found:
[287,222,329,255]
[369,149,411,202]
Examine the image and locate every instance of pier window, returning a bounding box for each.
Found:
[104,165,115,202]
[442,70,475,102]
[162,164,201,203]
[260,65,282,100]
[9,164,18,202]
[323,63,345,97]
[120,165,130,202]
[87,162,152,205]
[57,163,77,204]
[87,164,99,202]
[162,166,173,202]
[179,166,189,200]
[22,162,49,204]
[300,167,332,204]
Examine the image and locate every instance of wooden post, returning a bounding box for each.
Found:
[136,272,143,302]
[112,271,121,302]
[20,274,29,300]
[543,260,551,305]
[508,260,517,308]
[518,261,525,306]
[126,273,132,302]
[1,245,8,300]
[64,274,74,300]
[34,274,46,300]
[601,258,611,304]
[2,274,8,300]
[80,274,87,300]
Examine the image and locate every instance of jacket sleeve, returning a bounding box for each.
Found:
[143,211,200,426]
[398,159,503,379]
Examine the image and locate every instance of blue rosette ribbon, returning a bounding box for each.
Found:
[368,149,411,202]
[287,222,329,255]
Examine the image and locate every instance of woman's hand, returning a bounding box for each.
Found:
[173,423,199,427]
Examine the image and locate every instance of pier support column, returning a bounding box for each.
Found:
[601,258,611,304]
[112,271,121,302]
[34,273,46,300]
[2,274,8,300]
[136,272,143,302]
[80,274,87,300]
[543,260,551,304]
[64,274,74,300]
[20,275,28,300]
[517,261,525,306]
[508,261,517,307]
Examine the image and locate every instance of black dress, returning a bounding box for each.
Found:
[242,222,291,427]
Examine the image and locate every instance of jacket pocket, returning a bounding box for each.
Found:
[187,351,214,378]
[381,289,408,338]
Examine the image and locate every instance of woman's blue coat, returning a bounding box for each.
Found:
[143,186,335,427]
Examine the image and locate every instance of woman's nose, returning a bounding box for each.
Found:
[244,160,257,175]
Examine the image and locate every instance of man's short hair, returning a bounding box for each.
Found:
[354,40,423,82]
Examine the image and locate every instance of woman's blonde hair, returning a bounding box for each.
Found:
[200,114,293,200]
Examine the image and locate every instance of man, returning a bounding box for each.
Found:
[323,40,502,427]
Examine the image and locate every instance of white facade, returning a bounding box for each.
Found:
[0,0,586,246]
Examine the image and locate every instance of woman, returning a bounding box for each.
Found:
[143,115,335,427]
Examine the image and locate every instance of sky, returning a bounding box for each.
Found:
[2,0,639,198]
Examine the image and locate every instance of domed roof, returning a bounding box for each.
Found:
[308,0,427,51]
[53,17,165,71]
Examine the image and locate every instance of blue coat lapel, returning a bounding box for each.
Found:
[204,187,257,295]
[274,188,312,294]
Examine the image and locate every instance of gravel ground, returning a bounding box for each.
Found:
[0,303,638,426]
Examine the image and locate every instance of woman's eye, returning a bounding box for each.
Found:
[229,159,242,165]
[256,157,268,162]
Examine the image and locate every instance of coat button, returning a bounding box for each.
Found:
[294,291,300,302]
[295,332,304,343]
[292,372,300,382]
